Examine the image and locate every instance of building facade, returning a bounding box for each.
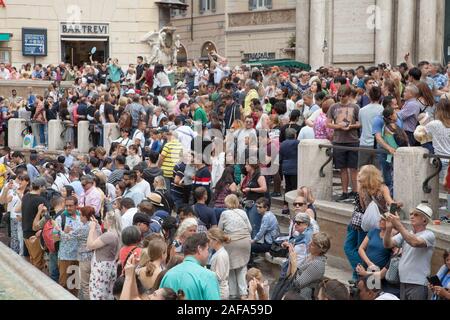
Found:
[296,0,447,70]
[1,0,450,69]
[0,0,160,67]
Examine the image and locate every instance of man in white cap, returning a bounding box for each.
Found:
[383,203,436,300]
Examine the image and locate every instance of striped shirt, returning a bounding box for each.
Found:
[161,140,183,178]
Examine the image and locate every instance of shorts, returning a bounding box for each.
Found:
[333,143,359,170]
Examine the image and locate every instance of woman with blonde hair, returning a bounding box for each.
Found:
[218,194,252,300]
[170,217,198,257]
[87,210,122,300]
[207,227,231,300]
[274,232,331,300]
[137,238,167,290]
[344,165,399,281]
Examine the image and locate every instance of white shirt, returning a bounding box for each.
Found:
[52,173,71,192]
[0,68,10,80]
[194,69,209,87]
[121,208,138,229]
[175,126,198,151]
[113,137,133,148]
[298,126,315,141]
[134,179,151,198]
[132,129,145,150]
[375,292,400,300]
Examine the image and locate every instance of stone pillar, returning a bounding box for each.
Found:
[418,0,438,62]
[394,148,439,220]
[48,120,65,152]
[309,0,327,70]
[396,0,416,64]
[296,0,310,63]
[77,121,93,154]
[103,123,120,155]
[7,119,27,149]
[286,139,333,204]
[375,0,393,64]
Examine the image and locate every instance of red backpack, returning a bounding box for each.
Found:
[40,213,66,253]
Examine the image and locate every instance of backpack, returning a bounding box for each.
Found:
[118,111,132,131]
[40,212,66,253]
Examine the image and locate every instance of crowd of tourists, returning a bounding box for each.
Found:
[0,50,448,300]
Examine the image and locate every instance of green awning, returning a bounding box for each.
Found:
[0,33,11,41]
[247,59,311,71]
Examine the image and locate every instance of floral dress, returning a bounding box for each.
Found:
[89,232,119,300]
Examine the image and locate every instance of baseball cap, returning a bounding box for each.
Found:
[294,213,311,225]
[126,89,136,95]
[414,203,433,221]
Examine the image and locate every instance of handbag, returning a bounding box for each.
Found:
[361,201,381,232]
[271,276,294,300]
[385,254,401,285]
[350,193,364,229]
[269,242,289,258]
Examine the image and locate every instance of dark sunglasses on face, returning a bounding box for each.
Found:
[293,202,306,207]
[295,221,305,226]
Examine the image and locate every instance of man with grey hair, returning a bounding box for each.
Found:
[383,203,436,300]
[79,175,102,217]
[398,85,421,146]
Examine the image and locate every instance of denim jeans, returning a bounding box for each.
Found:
[343,224,367,280]
[246,204,261,239]
[38,123,46,146]
[48,252,60,283]
[377,153,393,196]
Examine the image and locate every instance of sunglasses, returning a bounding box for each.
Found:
[293,202,306,207]
[295,221,305,226]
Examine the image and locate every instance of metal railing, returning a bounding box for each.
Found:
[318,144,389,178]
[423,153,450,194]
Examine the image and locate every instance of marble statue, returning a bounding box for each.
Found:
[141,26,180,66]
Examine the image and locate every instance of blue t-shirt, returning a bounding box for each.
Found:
[366,228,392,269]
[371,116,403,149]
[192,203,217,229]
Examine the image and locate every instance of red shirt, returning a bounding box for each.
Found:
[119,246,142,268]
[145,69,154,89]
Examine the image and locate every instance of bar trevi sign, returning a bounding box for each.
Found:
[243,52,276,61]
[61,23,109,36]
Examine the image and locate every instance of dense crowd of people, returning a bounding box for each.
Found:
[0,50,449,300]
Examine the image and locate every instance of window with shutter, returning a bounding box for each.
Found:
[211,0,216,12]
[265,0,272,9]
[249,0,257,11]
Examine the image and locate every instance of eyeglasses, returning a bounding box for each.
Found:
[293,202,306,207]
[295,221,305,226]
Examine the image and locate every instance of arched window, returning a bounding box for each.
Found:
[177,43,187,66]
[200,41,217,62]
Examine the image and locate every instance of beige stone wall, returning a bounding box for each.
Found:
[171,14,226,60]
[0,0,159,67]
[170,1,226,60]
[227,0,296,13]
